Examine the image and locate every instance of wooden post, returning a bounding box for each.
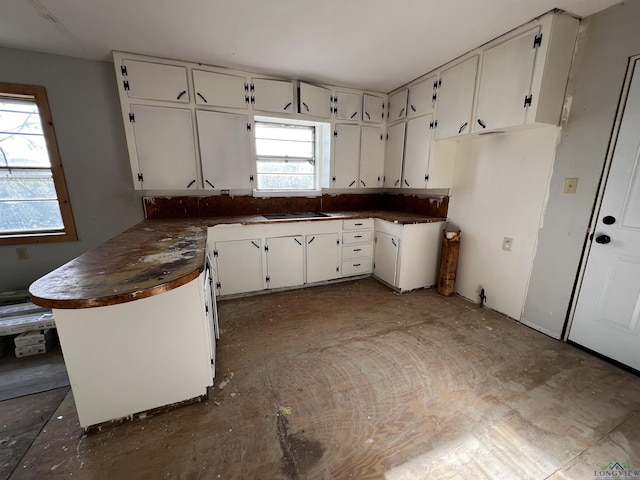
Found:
[437,230,461,296]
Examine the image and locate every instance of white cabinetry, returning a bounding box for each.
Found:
[332,124,360,188]
[374,219,446,291]
[129,104,198,190]
[388,89,408,122]
[434,55,478,140]
[359,126,384,188]
[299,83,332,118]
[362,93,385,123]
[402,115,433,189]
[266,236,304,288]
[196,110,252,190]
[306,233,339,283]
[213,239,264,296]
[384,122,405,188]
[373,232,399,286]
[121,59,189,103]
[407,75,437,117]
[193,70,248,109]
[341,219,374,276]
[333,91,360,120]
[251,78,294,114]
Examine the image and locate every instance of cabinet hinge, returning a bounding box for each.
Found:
[429,120,438,129]
[432,92,437,102]
[247,123,251,131]
[380,134,383,141]
[205,305,209,314]
[129,113,135,122]
[250,83,255,92]
[213,249,218,257]
[250,174,254,182]
[123,80,130,91]
[245,95,250,104]
[332,176,336,183]
[386,133,389,140]
[120,65,127,76]
[533,33,543,48]
[216,282,221,289]
[266,276,270,283]
[336,239,339,245]
[433,80,438,89]
[336,266,339,272]
[264,245,269,252]
[438,79,442,88]
[244,83,249,92]
[524,95,533,108]
[251,96,255,104]
[333,130,338,137]
[137,173,143,182]
[425,174,429,182]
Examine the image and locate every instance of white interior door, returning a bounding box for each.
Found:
[569,59,640,371]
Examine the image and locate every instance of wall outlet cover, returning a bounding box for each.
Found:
[502,237,513,251]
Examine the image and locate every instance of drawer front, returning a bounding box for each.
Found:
[343,219,373,231]
[342,230,373,244]
[342,244,373,260]
[341,258,372,276]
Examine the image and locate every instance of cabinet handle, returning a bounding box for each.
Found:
[355,235,363,239]
[353,263,361,267]
[308,236,316,244]
[360,180,366,187]
[355,223,363,226]
[197,92,208,103]
[354,248,362,252]
[251,241,260,249]
[294,238,302,246]
[283,102,292,111]
[205,180,215,188]
[350,112,358,119]
[365,112,371,120]
[410,105,416,112]
[392,238,397,247]
[349,180,356,187]
[399,108,405,117]
[477,119,487,129]
[302,102,310,112]
[394,180,400,187]
[177,90,187,100]
[404,179,410,187]
[458,122,468,134]
[187,179,196,188]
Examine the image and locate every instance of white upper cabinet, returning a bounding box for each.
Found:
[434,55,479,140]
[332,124,361,189]
[193,70,248,109]
[362,94,385,123]
[122,59,189,103]
[402,115,433,189]
[407,75,437,117]
[251,78,294,114]
[384,122,405,188]
[299,82,332,118]
[196,110,252,190]
[359,126,384,188]
[474,28,540,132]
[388,89,408,122]
[333,91,360,120]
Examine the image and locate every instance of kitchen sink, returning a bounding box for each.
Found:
[261,212,331,220]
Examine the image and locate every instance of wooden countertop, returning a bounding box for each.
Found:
[29,211,445,309]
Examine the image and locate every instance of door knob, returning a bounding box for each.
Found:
[603,215,616,225]
[595,234,611,244]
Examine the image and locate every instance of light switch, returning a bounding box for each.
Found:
[502,237,513,252]
[564,178,578,194]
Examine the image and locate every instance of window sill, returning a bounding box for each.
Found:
[0,230,78,246]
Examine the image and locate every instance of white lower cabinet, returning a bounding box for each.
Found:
[374,219,446,291]
[306,233,339,283]
[266,236,304,289]
[213,239,264,296]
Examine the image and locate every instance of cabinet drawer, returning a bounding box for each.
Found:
[342,244,373,260]
[341,258,372,276]
[343,219,373,230]
[342,230,372,244]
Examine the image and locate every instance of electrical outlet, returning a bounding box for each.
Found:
[502,237,513,252]
[564,178,578,194]
[16,247,28,260]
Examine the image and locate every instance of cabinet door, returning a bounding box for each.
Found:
[362,94,385,123]
[359,126,384,188]
[203,264,216,379]
[193,70,248,109]
[474,27,541,132]
[122,59,189,103]
[214,239,264,296]
[299,83,332,118]
[196,110,252,190]
[333,124,360,188]
[434,55,478,139]
[306,233,339,283]
[130,104,198,190]
[334,91,360,120]
[402,114,433,189]
[388,90,408,122]
[384,122,405,188]
[266,236,304,289]
[374,232,399,287]
[252,78,294,114]
[408,75,437,117]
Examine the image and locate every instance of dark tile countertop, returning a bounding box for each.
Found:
[29,211,445,309]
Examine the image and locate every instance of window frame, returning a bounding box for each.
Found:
[0,82,77,246]
[253,115,329,197]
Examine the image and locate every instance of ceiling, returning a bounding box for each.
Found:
[0,0,621,93]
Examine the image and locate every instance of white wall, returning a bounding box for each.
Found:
[522,1,640,338]
[0,48,143,292]
[447,126,558,320]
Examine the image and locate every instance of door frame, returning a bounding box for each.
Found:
[563,54,640,341]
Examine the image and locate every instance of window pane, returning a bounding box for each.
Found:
[257,174,314,190]
[0,133,50,167]
[0,169,57,200]
[255,138,314,158]
[0,110,43,135]
[255,124,313,142]
[0,200,63,234]
[256,159,314,174]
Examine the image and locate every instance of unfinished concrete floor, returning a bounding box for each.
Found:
[3,278,640,479]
